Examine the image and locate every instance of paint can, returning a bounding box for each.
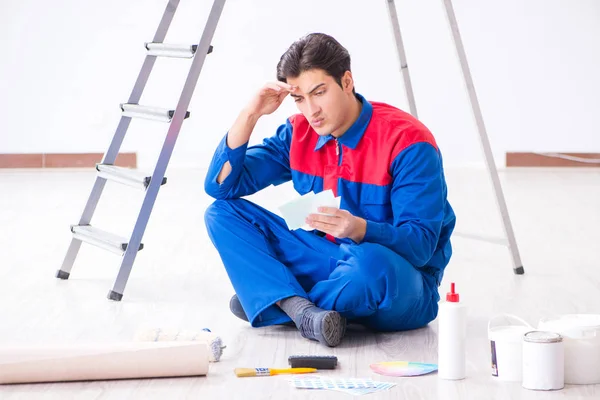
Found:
[522,331,564,391]
[538,314,600,384]
[487,314,532,381]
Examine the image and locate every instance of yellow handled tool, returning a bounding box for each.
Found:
[234,367,317,377]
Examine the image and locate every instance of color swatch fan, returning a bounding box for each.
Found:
[370,361,438,377]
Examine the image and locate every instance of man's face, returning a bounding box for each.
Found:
[287,69,354,137]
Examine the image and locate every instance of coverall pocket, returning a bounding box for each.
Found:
[360,194,393,222]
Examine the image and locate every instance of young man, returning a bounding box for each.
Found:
[204,33,456,347]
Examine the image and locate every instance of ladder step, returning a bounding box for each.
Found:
[96,164,167,190]
[71,225,144,256]
[120,104,190,122]
[145,42,213,58]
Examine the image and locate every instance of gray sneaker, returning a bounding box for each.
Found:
[297,306,347,347]
[229,294,249,322]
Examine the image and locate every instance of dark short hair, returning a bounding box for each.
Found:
[276,33,354,93]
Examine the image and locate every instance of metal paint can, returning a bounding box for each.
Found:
[538,314,600,384]
[522,331,564,391]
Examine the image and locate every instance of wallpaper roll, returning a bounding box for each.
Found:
[0,341,209,384]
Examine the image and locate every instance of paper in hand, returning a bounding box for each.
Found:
[278,189,341,231]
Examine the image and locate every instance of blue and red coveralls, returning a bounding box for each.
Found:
[204,94,456,331]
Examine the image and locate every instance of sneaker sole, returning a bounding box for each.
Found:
[319,311,347,347]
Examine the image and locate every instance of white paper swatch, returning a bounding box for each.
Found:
[278,189,341,230]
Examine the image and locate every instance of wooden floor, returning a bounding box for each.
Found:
[0,167,599,399]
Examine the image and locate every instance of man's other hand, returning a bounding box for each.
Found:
[306,207,367,243]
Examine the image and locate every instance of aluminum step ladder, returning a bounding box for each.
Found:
[55,0,226,301]
[386,0,524,274]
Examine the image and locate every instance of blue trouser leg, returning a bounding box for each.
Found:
[204,198,340,327]
[309,243,440,331]
[204,199,439,331]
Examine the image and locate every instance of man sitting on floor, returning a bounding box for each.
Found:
[204,33,456,347]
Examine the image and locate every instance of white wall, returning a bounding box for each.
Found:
[1,0,599,169]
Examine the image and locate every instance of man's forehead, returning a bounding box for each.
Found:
[288,72,332,93]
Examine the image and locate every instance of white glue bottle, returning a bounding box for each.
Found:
[438,282,467,380]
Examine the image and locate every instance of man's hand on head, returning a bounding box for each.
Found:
[245,81,297,118]
[306,207,367,243]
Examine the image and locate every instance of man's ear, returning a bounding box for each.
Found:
[342,71,354,93]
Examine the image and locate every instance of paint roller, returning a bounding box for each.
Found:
[134,328,225,362]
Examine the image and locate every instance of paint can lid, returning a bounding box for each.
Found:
[524,330,563,343]
[538,314,600,338]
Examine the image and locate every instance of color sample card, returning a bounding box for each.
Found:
[291,377,396,396]
[278,189,341,230]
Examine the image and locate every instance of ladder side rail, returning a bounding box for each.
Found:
[109,0,228,299]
